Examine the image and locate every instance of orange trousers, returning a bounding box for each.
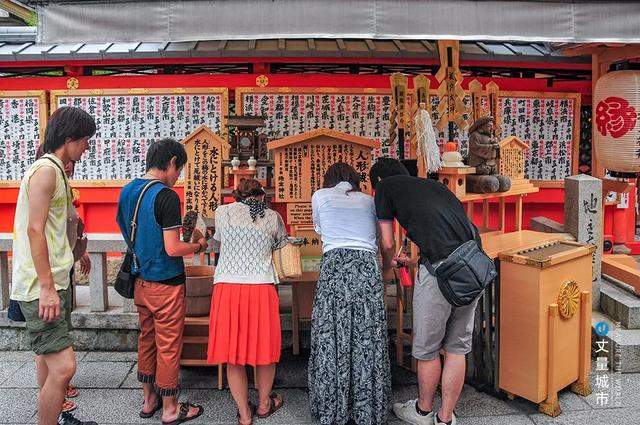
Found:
[134,278,185,396]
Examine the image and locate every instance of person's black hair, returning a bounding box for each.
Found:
[323,162,361,193]
[401,159,418,178]
[42,106,96,153]
[369,157,410,190]
[145,138,188,172]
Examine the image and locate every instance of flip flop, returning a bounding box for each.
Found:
[139,399,161,419]
[255,393,284,419]
[161,402,204,425]
[65,385,78,398]
[62,399,77,413]
[236,402,255,425]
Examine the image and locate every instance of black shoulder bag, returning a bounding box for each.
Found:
[115,180,160,299]
[424,224,497,307]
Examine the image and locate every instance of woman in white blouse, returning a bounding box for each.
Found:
[308,163,391,425]
[207,178,288,425]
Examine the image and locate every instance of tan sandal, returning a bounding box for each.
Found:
[65,385,78,398]
[62,400,77,413]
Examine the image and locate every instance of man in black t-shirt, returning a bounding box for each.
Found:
[371,158,478,425]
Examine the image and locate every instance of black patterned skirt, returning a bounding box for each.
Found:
[308,248,391,425]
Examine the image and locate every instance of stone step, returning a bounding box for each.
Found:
[592,310,640,373]
[600,278,640,329]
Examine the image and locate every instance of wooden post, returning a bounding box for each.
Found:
[499,197,506,232]
[539,304,561,417]
[291,282,300,356]
[396,279,405,368]
[0,251,9,310]
[218,364,224,390]
[571,291,593,396]
[515,195,524,231]
[483,199,490,228]
[466,201,475,221]
[89,252,109,312]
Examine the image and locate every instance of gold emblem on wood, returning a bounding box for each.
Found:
[558,280,580,319]
[256,75,269,87]
[66,78,79,90]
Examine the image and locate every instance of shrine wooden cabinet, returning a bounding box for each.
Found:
[499,240,594,416]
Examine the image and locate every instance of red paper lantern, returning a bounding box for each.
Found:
[593,71,640,174]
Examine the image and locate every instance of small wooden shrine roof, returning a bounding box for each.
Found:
[499,135,529,150]
[267,128,380,151]
[181,124,230,150]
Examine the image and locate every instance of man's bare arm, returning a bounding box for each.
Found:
[378,221,398,283]
[27,166,59,322]
[163,228,206,257]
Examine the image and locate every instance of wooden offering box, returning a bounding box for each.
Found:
[499,241,595,416]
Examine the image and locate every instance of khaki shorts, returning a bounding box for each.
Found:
[412,265,479,360]
[18,290,72,355]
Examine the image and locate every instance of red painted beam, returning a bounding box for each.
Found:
[0,73,592,97]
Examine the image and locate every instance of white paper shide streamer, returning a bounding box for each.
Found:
[414,109,442,173]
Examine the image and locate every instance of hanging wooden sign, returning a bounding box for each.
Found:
[468,79,486,124]
[267,128,379,203]
[182,124,230,218]
[390,73,409,158]
[487,81,502,136]
[435,40,468,133]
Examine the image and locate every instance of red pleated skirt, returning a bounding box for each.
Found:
[207,283,281,366]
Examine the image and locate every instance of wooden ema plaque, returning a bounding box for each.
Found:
[182,125,230,218]
[267,128,380,204]
[498,136,529,182]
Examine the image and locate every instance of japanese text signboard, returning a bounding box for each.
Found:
[182,125,230,218]
[52,88,228,181]
[0,91,47,181]
[267,128,379,204]
[239,88,392,158]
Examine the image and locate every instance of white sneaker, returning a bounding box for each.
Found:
[433,411,457,425]
[392,399,434,425]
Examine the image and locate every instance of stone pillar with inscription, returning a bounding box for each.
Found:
[564,174,602,309]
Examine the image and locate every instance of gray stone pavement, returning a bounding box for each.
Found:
[0,350,639,425]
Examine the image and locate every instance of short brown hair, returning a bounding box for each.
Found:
[232,178,265,201]
[43,106,96,153]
